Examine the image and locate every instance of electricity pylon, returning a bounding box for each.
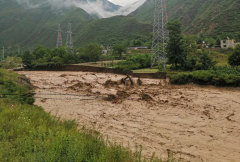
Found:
[66,23,74,53]
[151,0,168,67]
[56,24,63,48]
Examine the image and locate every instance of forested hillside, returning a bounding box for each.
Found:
[0,0,151,53]
[0,0,94,51]
[73,16,152,46]
[130,0,240,39]
[1,0,240,54]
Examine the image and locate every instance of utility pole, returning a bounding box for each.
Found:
[2,47,4,60]
[66,23,74,53]
[56,24,63,48]
[151,0,168,68]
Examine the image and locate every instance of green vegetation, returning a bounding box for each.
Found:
[0,0,93,51]
[3,0,240,53]
[74,16,152,47]
[116,54,151,71]
[228,45,240,66]
[166,20,216,71]
[113,44,127,58]
[169,67,240,86]
[22,44,102,67]
[0,57,22,69]
[0,0,152,52]
[131,0,240,39]
[0,68,34,104]
[0,68,175,162]
[166,20,187,69]
[80,43,102,63]
[132,68,159,73]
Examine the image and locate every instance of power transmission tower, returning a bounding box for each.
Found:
[56,24,63,48]
[66,23,74,53]
[151,0,168,67]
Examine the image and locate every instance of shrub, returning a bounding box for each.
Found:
[116,54,151,71]
[191,71,214,84]
[213,74,227,86]
[170,70,240,87]
[225,75,240,86]
[228,45,240,66]
[197,51,216,70]
[170,73,192,84]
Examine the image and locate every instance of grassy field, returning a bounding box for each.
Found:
[0,68,175,162]
[78,60,123,68]
[132,68,159,73]
[208,50,230,67]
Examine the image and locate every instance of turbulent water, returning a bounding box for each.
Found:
[18,71,240,162]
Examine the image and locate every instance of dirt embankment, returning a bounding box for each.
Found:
[18,71,240,162]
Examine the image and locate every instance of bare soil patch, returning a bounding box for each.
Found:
[18,71,240,162]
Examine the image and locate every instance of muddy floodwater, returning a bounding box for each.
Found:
[18,71,240,162]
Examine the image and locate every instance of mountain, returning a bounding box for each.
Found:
[130,0,240,38]
[0,0,152,52]
[0,0,94,50]
[1,0,240,54]
[74,16,151,46]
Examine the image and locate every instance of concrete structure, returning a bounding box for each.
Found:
[127,47,148,50]
[221,38,240,49]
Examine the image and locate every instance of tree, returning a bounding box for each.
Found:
[183,35,197,54]
[205,37,216,47]
[113,44,127,58]
[228,45,240,66]
[166,20,187,69]
[198,50,216,70]
[84,44,102,62]
[32,45,49,60]
[22,50,34,67]
[135,40,142,46]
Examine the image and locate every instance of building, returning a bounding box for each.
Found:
[101,45,112,55]
[221,38,240,49]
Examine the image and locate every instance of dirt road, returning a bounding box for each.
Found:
[18,71,240,162]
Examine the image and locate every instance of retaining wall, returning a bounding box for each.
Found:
[30,65,167,79]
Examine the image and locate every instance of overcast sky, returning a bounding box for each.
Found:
[108,0,140,6]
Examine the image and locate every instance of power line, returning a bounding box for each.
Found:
[151,0,169,68]
[0,13,68,50]
[0,13,57,32]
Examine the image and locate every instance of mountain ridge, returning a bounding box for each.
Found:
[130,0,240,38]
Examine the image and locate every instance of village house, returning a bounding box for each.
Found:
[221,38,240,49]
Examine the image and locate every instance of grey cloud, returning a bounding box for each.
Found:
[15,0,146,18]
